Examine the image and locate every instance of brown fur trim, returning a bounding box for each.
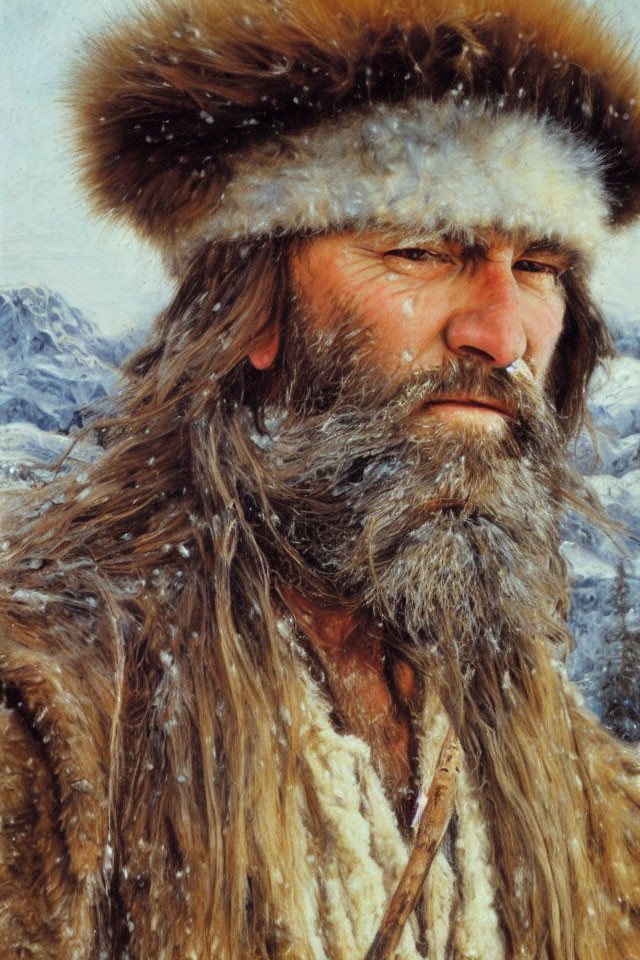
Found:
[0,596,121,957]
[68,0,640,246]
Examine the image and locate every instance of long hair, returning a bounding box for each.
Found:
[0,236,630,958]
[0,239,310,957]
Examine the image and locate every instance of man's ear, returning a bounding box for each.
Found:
[249,320,280,370]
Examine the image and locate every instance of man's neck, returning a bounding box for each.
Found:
[284,590,422,828]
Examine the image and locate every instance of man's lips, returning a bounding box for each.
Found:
[421,395,515,417]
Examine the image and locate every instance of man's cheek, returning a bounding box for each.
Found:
[528,307,565,381]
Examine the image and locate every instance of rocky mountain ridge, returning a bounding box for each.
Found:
[0,285,138,433]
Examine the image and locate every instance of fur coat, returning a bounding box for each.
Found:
[1,578,640,960]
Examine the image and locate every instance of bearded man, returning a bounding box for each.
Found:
[1,0,640,957]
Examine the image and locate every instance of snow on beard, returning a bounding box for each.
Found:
[239,297,576,690]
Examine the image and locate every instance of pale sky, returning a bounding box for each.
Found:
[2,0,640,337]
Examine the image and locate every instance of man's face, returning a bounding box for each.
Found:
[271,229,569,425]
[240,223,578,600]
[242,224,582,644]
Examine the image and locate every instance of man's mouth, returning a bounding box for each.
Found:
[420,395,515,418]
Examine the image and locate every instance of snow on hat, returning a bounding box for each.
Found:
[70,0,640,265]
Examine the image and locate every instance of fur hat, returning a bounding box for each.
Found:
[70,0,640,265]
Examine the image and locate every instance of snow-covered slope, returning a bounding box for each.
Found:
[0,421,99,487]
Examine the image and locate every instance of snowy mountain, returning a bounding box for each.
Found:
[0,284,637,737]
[0,285,136,433]
[0,285,140,487]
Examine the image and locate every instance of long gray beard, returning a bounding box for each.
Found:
[238,319,576,684]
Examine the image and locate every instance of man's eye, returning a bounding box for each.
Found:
[514,259,561,278]
[385,248,449,263]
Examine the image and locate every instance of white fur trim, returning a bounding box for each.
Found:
[280,675,506,959]
[454,769,506,959]
[180,98,610,258]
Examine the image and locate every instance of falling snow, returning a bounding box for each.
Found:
[401,297,415,317]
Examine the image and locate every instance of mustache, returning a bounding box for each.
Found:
[373,356,545,424]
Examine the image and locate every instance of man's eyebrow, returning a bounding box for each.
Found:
[360,231,584,269]
[444,231,583,262]
[520,238,582,267]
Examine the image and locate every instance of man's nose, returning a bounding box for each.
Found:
[443,261,527,368]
